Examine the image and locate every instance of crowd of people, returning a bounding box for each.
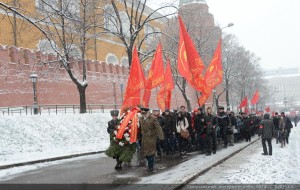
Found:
[106,106,298,172]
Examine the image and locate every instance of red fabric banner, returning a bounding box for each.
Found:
[265,106,270,113]
[239,96,248,108]
[178,15,205,92]
[198,39,223,106]
[142,43,164,107]
[251,90,260,105]
[204,39,223,89]
[157,59,174,111]
[120,47,145,114]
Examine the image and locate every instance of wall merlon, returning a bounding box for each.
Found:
[8,46,18,63]
[86,59,92,72]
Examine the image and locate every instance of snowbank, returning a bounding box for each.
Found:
[0,114,111,166]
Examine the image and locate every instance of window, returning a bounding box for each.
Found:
[144,24,161,45]
[37,39,57,54]
[106,53,119,65]
[67,44,81,59]
[119,12,130,37]
[120,57,129,67]
[104,4,117,32]
[36,0,79,18]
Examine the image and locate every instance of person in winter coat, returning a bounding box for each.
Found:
[204,107,217,155]
[228,111,237,146]
[281,112,293,144]
[242,113,252,142]
[259,113,275,156]
[152,108,165,157]
[140,107,164,172]
[179,105,193,151]
[212,106,230,148]
[278,116,287,148]
[273,112,280,144]
[106,110,123,170]
[162,109,176,155]
[193,108,205,152]
[176,111,190,156]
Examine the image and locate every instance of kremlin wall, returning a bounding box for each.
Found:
[0,45,221,111]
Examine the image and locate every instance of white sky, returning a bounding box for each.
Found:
[147,0,300,70]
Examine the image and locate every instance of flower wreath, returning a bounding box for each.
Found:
[106,107,141,162]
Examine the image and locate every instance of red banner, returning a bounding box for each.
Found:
[204,39,223,89]
[157,59,174,111]
[198,39,223,106]
[251,90,260,105]
[120,47,145,114]
[265,106,270,113]
[142,43,164,107]
[239,96,248,108]
[178,16,205,92]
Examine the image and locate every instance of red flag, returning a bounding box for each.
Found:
[142,43,164,107]
[163,59,174,91]
[244,105,249,114]
[198,88,212,106]
[204,39,223,89]
[178,16,205,92]
[198,39,223,106]
[265,106,270,113]
[251,90,260,105]
[157,59,174,111]
[239,96,248,108]
[120,47,145,114]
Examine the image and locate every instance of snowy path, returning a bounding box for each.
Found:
[135,137,260,185]
[190,126,300,184]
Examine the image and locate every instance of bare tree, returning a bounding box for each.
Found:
[0,0,104,113]
[98,0,178,67]
[161,4,218,111]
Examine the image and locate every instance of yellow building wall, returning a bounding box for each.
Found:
[0,0,164,64]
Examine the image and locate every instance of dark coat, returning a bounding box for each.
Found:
[260,119,275,139]
[140,114,164,157]
[163,114,176,135]
[194,113,205,132]
[213,112,230,129]
[204,113,215,135]
[273,116,280,130]
[283,116,293,133]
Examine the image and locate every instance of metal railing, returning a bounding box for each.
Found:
[0,104,121,115]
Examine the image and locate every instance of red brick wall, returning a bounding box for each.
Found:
[0,45,224,111]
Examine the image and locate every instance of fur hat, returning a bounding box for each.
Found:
[140,107,150,112]
[110,110,119,116]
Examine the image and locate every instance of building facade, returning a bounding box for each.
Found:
[0,0,164,67]
[264,67,300,111]
[0,0,224,111]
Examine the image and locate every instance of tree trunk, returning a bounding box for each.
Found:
[216,96,219,110]
[226,79,230,111]
[181,79,192,112]
[77,85,87,113]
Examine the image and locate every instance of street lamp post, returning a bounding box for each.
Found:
[29,73,38,115]
[212,88,217,113]
[120,83,124,104]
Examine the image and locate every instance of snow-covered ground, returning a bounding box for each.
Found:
[134,138,259,185]
[0,114,111,166]
[191,125,300,184]
[132,125,299,186]
[1,114,298,186]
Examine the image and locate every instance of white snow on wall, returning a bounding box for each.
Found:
[0,114,111,166]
